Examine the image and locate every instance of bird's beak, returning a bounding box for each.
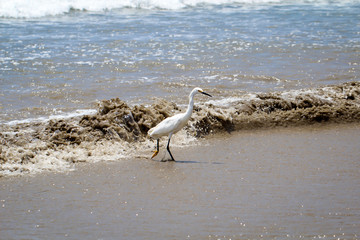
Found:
[201,91,212,97]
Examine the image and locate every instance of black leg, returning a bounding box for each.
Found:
[167,135,175,161]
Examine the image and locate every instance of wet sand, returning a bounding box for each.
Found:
[1,123,360,239]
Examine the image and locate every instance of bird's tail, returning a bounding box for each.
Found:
[148,127,155,137]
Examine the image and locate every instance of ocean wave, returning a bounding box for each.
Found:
[1,0,359,18]
[1,82,360,176]
[4,109,97,126]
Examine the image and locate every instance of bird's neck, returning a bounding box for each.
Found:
[185,93,195,119]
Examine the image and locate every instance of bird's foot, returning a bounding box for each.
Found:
[151,150,159,159]
[160,159,175,162]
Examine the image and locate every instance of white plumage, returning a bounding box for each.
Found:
[148,87,212,161]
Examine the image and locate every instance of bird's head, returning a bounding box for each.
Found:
[194,87,212,97]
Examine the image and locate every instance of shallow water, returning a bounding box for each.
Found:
[1,124,359,239]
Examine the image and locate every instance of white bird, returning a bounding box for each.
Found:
[148,87,212,161]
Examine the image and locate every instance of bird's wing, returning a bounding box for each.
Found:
[148,113,186,138]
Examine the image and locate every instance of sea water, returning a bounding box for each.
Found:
[1,0,359,123]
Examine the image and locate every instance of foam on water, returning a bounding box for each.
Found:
[206,94,258,107]
[4,109,97,126]
[1,82,360,177]
[1,0,360,18]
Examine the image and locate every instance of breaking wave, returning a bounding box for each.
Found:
[1,0,360,18]
[1,82,360,176]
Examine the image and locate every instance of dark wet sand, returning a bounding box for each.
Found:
[1,123,360,239]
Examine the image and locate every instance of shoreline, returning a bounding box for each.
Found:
[1,122,359,239]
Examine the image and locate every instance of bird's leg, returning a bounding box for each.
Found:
[167,134,175,161]
[151,139,159,159]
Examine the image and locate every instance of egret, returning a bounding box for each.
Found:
[148,87,212,161]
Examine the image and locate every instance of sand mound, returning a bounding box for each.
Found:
[1,82,360,175]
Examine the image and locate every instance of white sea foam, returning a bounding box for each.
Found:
[206,94,258,107]
[0,128,198,177]
[1,0,359,18]
[0,141,132,177]
[4,109,97,126]
[207,85,347,109]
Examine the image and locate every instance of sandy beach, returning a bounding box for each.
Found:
[1,123,359,239]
